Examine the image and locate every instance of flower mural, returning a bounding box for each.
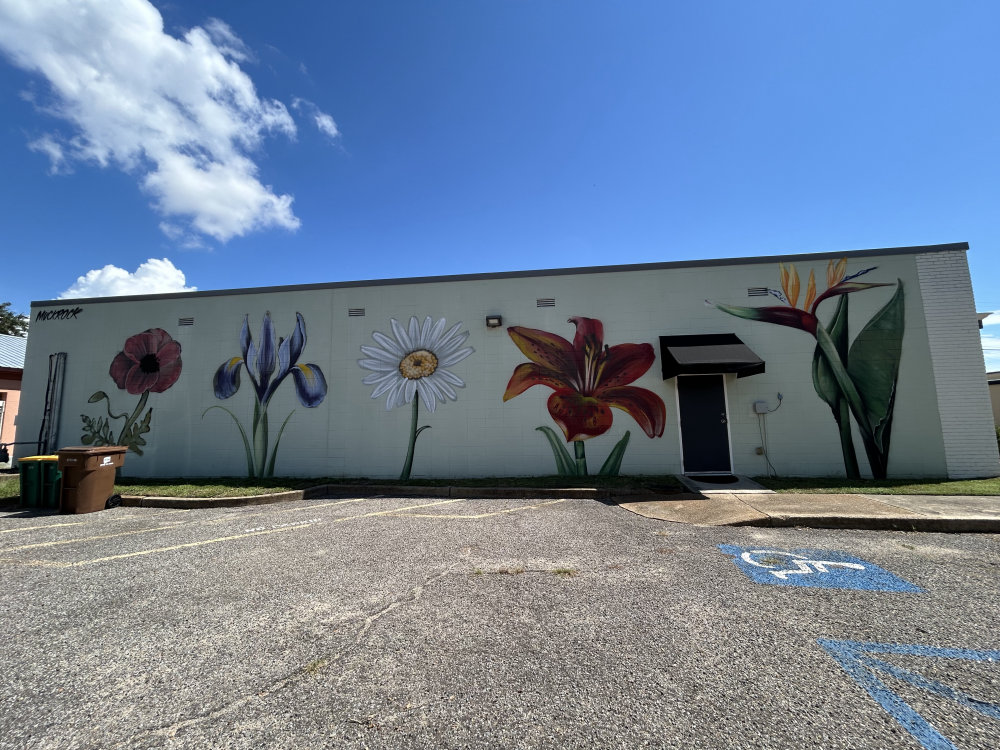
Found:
[359,316,473,480]
[503,316,666,476]
[712,259,904,478]
[205,312,327,477]
[81,328,183,455]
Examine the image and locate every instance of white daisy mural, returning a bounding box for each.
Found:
[359,316,474,479]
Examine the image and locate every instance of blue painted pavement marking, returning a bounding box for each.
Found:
[718,545,922,591]
[818,639,1000,750]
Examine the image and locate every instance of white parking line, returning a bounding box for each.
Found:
[3,498,464,567]
[2,526,177,552]
[0,521,86,534]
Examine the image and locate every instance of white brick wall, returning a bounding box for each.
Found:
[916,250,1000,478]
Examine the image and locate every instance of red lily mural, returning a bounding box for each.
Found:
[712,259,904,479]
[504,316,666,476]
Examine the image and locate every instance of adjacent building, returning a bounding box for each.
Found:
[0,333,27,469]
[15,242,1000,480]
[989,371,1000,428]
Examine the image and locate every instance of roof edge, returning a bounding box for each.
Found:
[31,241,970,308]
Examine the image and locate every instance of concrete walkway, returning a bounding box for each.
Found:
[619,492,1000,532]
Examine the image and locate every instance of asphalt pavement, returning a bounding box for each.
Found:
[1,494,998,749]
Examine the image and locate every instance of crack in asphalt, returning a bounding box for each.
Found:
[132,565,459,746]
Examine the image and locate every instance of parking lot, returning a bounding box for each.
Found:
[1,495,998,749]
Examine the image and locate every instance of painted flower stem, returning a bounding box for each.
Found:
[573,440,588,476]
[252,401,269,478]
[115,390,149,446]
[835,397,861,479]
[400,393,431,480]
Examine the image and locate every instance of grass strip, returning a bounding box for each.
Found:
[0,473,19,501]
[1,473,684,500]
[115,474,685,497]
[9,469,998,500]
[754,475,1000,496]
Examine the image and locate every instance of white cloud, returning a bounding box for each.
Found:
[292,97,340,139]
[202,17,253,63]
[0,0,302,242]
[982,330,1000,372]
[978,310,1000,371]
[59,258,196,299]
[314,112,340,139]
[27,133,68,174]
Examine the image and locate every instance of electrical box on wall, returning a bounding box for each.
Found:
[753,400,770,414]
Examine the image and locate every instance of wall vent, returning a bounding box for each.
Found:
[178,317,195,326]
[536,298,556,308]
[747,287,769,297]
[348,308,366,317]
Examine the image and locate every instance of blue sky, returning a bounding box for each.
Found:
[1,1,998,367]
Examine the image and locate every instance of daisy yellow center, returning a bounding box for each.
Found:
[399,349,438,380]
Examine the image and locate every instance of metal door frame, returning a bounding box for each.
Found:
[674,373,734,475]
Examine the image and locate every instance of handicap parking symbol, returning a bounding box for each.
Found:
[718,545,922,592]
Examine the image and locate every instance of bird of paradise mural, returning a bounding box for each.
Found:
[712,259,904,478]
[206,312,327,477]
[503,316,666,476]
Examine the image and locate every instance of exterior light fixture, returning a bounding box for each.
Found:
[485,315,503,328]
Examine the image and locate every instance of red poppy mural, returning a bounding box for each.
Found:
[712,259,904,479]
[109,328,183,394]
[503,316,666,476]
[81,328,183,455]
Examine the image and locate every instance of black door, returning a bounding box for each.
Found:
[677,375,731,473]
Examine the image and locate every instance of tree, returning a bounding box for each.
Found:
[0,301,28,337]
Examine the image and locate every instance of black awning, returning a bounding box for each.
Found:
[659,333,765,380]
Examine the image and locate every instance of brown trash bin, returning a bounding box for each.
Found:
[57,446,127,514]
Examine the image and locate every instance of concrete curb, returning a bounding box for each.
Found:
[120,483,660,508]
[761,515,1000,533]
[117,486,1000,532]
[121,490,308,509]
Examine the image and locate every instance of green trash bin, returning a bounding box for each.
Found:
[18,456,61,509]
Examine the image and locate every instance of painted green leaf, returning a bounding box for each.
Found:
[81,414,114,447]
[535,426,578,476]
[812,295,849,410]
[847,281,904,463]
[811,296,860,478]
[125,408,152,455]
[203,405,255,477]
[264,410,295,478]
[598,431,631,476]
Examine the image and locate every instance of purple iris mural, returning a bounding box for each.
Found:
[81,328,183,455]
[205,312,327,477]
